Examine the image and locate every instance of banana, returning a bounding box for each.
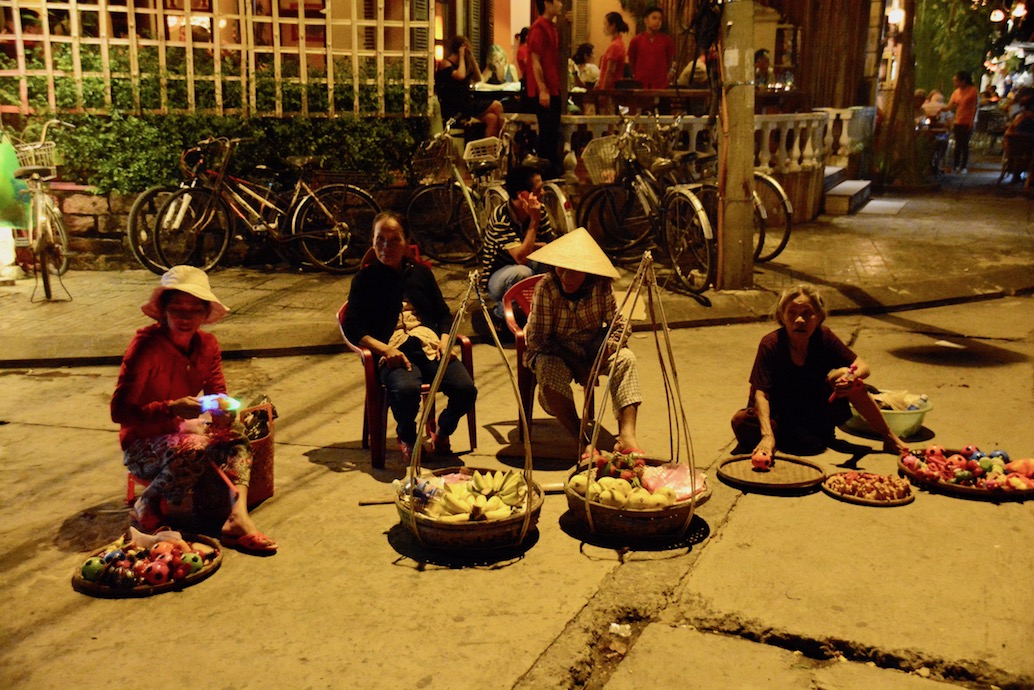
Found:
[442,492,471,515]
[437,512,470,523]
[499,485,527,507]
[483,507,512,520]
[492,471,506,493]
[471,470,486,493]
[474,494,488,509]
[499,471,518,494]
[484,495,505,511]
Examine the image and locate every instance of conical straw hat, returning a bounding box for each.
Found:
[527,227,619,279]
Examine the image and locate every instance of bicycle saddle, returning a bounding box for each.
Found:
[13,165,55,181]
[469,159,499,177]
[286,156,321,169]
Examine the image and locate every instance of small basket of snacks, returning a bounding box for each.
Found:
[71,528,222,598]
[899,444,1034,501]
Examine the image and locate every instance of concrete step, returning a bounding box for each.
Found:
[824,179,871,215]
[824,165,847,191]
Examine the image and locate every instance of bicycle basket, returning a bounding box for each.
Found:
[463,137,503,166]
[15,141,56,169]
[412,137,453,183]
[582,136,620,185]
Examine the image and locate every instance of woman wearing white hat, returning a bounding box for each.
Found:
[523,228,644,457]
[111,266,277,554]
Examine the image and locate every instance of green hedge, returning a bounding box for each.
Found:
[6,113,429,194]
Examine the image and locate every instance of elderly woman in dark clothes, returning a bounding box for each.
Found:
[732,285,909,457]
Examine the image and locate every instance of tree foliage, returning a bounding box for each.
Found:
[914,0,992,95]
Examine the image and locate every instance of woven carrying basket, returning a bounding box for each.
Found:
[582,136,620,185]
[395,466,544,550]
[563,460,709,539]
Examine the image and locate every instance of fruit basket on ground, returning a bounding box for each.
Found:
[394,274,542,551]
[899,444,1034,502]
[562,253,709,542]
[71,527,222,598]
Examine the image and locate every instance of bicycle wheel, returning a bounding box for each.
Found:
[153,187,232,272]
[33,197,53,300]
[753,173,793,262]
[126,184,178,275]
[663,188,715,294]
[540,181,575,235]
[577,183,652,255]
[293,184,379,273]
[405,183,479,264]
[482,185,509,233]
[694,182,766,261]
[42,196,70,275]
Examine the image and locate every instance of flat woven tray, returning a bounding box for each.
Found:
[396,466,544,551]
[821,472,915,507]
[563,460,710,540]
[71,534,222,598]
[717,454,825,494]
[898,458,1034,502]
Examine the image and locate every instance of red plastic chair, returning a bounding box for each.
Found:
[502,274,594,442]
[337,248,477,468]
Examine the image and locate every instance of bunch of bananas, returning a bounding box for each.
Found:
[421,471,527,523]
[471,470,527,507]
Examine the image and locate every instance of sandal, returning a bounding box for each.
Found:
[221,531,278,556]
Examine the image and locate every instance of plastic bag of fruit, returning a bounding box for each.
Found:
[641,463,707,502]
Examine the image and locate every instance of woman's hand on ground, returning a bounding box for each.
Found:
[754,435,775,457]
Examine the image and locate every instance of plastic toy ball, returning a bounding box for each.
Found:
[113,566,138,589]
[924,445,945,459]
[81,557,107,582]
[150,541,176,558]
[102,549,126,564]
[142,560,171,586]
[990,449,1010,461]
[751,450,773,471]
[181,553,204,574]
[171,563,192,581]
[961,444,980,457]
[132,559,150,578]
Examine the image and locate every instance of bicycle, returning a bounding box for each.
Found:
[577,119,715,294]
[8,119,74,300]
[405,116,574,264]
[153,137,381,273]
[643,113,794,262]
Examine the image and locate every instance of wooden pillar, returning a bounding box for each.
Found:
[718,0,755,290]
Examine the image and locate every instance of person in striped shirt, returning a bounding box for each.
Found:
[479,165,556,319]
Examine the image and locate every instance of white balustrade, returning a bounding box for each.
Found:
[813,106,877,167]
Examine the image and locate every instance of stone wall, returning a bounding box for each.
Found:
[54,185,412,271]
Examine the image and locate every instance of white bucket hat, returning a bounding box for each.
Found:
[526,227,619,279]
[141,265,229,324]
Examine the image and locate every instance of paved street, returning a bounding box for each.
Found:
[1,163,1033,689]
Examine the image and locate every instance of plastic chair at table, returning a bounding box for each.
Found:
[337,246,477,469]
[502,273,594,442]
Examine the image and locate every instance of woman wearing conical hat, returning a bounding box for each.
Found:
[523,228,643,456]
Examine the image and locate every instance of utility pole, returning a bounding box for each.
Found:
[718,0,755,290]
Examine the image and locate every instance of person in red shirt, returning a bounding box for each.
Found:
[528,0,564,178]
[945,70,979,174]
[597,12,629,91]
[111,266,277,554]
[628,6,674,90]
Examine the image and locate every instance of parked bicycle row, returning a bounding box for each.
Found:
[121,113,791,297]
